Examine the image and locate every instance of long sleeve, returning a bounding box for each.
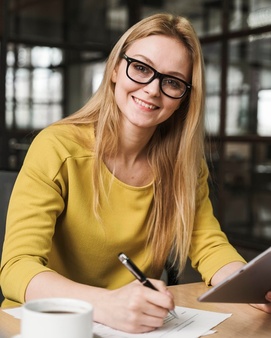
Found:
[189,161,246,285]
[0,127,70,305]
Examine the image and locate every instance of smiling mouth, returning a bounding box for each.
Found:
[133,97,158,110]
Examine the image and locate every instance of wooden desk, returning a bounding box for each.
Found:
[170,283,271,337]
[0,307,20,337]
[1,283,270,338]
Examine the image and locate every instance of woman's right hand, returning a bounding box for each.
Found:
[95,279,175,333]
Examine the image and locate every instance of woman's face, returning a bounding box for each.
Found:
[112,35,192,132]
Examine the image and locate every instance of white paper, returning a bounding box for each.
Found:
[4,305,231,338]
[92,307,231,338]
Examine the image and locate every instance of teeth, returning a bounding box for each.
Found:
[134,97,156,110]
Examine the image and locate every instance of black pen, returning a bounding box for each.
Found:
[118,252,178,319]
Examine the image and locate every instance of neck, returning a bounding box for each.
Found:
[117,121,155,164]
[104,124,155,186]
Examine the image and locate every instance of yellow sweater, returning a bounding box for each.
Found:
[0,124,245,308]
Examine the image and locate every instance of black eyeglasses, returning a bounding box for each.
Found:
[122,54,192,99]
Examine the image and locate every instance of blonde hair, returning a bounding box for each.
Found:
[57,13,206,274]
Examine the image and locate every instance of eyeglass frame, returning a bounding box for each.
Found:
[122,54,192,99]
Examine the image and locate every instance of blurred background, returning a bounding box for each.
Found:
[0,0,271,272]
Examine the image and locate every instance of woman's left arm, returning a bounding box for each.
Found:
[210,261,245,286]
[191,161,271,314]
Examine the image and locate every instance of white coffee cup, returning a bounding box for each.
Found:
[18,298,93,338]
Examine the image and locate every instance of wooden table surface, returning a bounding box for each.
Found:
[170,282,271,337]
[0,307,20,337]
[1,282,270,337]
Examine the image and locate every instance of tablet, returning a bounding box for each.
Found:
[198,246,271,304]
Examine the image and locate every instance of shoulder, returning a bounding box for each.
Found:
[37,123,94,144]
[23,123,95,175]
[30,123,94,157]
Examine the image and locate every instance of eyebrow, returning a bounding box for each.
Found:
[131,54,186,79]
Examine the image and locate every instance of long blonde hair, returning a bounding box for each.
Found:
[57,13,206,274]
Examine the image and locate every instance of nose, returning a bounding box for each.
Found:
[143,78,161,97]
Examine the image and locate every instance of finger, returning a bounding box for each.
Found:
[148,279,175,300]
[148,279,168,293]
[123,302,166,333]
[250,303,271,314]
[140,314,165,329]
[129,280,175,316]
[143,284,175,311]
[266,291,271,302]
[260,304,271,314]
[140,306,167,329]
[127,286,169,317]
[142,302,169,319]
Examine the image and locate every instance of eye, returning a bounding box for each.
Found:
[163,78,182,90]
[132,62,152,76]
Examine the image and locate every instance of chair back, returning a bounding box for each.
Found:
[0,171,18,303]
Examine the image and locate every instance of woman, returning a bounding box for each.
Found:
[1,13,270,333]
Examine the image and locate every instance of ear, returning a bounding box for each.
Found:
[111,68,117,83]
